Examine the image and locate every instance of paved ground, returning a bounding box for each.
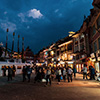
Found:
[0,73,100,100]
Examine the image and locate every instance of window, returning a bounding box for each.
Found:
[94,41,97,52]
[75,37,78,41]
[98,38,100,49]
[97,16,100,29]
[80,44,84,50]
[75,45,78,52]
[68,44,72,51]
[80,34,84,39]
[61,47,65,53]
[93,25,96,35]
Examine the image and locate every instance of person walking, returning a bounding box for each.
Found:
[89,66,92,80]
[3,65,6,76]
[91,66,95,80]
[34,68,42,83]
[22,66,27,82]
[73,65,77,79]
[67,67,73,82]
[57,68,62,84]
[8,66,13,81]
[12,65,16,77]
[27,66,32,82]
[83,64,88,80]
[63,67,66,82]
[45,67,51,86]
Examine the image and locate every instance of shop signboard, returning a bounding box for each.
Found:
[90,53,95,58]
[98,57,100,61]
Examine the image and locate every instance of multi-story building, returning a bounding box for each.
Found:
[37,0,100,74]
[89,0,100,73]
[72,17,90,72]
[57,36,74,68]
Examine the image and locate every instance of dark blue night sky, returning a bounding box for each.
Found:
[0,0,93,54]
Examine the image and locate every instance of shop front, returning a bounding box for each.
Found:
[76,64,84,73]
[89,52,100,73]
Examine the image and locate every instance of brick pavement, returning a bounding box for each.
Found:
[0,73,100,87]
[0,73,100,100]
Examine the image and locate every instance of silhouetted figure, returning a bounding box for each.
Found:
[8,66,13,81]
[3,65,6,76]
[34,68,42,83]
[12,65,16,77]
[27,66,32,82]
[45,67,51,86]
[63,67,66,82]
[83,64,88,80]
[57,68,62,84]
[91,66,95,80]
[73,65,77,78]
[67,67,73,82]
[22,66,27,82]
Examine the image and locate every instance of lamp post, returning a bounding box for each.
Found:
[12,32,15,56]
[5,28,9,57]
[18,35,20,59]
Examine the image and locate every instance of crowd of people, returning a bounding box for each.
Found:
[1,64,97,85]
[82,64,96,80]
[22,65,32,82]
[2,65,16,81]
[34,66,75,86]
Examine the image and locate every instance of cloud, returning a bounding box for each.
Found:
[18,13,28,22]
[0,20,17,32]
[18,9,43,22]
[28,9,43,19]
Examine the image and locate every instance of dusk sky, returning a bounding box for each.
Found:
[0,0,93,54]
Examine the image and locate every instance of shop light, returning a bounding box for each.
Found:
[92,58,96,62]
[58,58,60,61]
[65,53,67,58]
[52,58,54,61]
[51,51,54,55]
[70,55,73,59]
[68,62,73,64]
[58,63,60,66]
[60,61,65,64]
[98,57,100,61]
